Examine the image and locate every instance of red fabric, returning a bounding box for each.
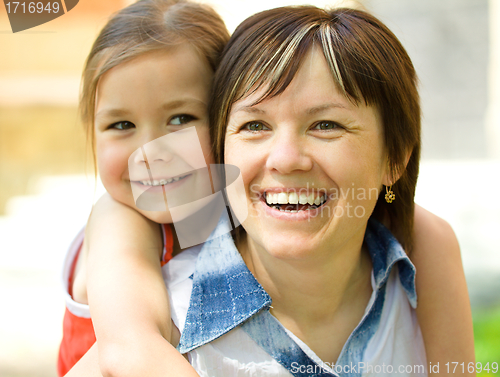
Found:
[57,224,174,376]
[57,308,96,376]
[161,223,174,266]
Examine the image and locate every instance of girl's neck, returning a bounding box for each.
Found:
[169,225,182,258]
[168,196,222,256]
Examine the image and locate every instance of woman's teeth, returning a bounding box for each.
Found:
[265,191,327,212]
[140,175,187,186]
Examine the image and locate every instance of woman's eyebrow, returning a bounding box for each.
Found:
[306,103,347,115]
[231,102,348,117]
[231,105,266,115]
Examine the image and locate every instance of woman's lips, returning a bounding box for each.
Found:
[257,189,330,220]
[264,190,327,207]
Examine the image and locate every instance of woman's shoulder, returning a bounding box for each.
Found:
[413,204,460,260]
[412,207,475,368]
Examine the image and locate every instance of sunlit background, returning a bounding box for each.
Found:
[0,0,499,376]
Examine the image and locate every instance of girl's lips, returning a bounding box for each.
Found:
[131,173,192,193]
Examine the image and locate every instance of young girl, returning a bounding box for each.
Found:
[57,0,229,375]
[62,2,474,377]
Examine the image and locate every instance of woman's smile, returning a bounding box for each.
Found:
[255,188,330,221]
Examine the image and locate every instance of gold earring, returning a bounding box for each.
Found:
[385,185,395,203]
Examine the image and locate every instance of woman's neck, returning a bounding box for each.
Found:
[238,231,373,364]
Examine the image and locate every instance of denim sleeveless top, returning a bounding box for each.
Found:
[162,217,427,377]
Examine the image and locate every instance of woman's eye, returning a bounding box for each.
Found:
[109,121,135,130]
[313,121,340,130]
[243,122,269,132]
[169,114,196,125]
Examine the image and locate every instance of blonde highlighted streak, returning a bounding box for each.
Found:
[237,24,317,105]
[319,23,346,95]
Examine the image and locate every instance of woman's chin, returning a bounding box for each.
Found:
[250,230,324,261]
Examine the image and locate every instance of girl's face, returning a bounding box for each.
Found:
[224,46,392,260]
[94,47,214,224]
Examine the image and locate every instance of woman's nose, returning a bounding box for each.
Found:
[265,132,313,174]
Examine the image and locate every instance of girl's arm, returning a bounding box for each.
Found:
[66,342,197,377]
[82,193,198,377]
[413,204,476,376]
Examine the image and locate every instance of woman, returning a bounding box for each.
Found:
[68,5,474,377]
[169,5,473,375]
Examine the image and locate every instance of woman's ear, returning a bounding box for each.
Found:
[382,148,413,186]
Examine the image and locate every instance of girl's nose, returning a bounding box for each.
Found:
[265,131,313,174]
[133,134,176,165]
[142,134,176,163]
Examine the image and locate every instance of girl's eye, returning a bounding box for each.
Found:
[169,114,196,125]
[313,121,341,130]
[242,122,269,132]
[109,121,135,130]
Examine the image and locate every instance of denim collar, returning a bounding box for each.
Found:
[178,217,416,354]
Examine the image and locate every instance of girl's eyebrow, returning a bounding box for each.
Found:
[95,108,131,120]
[95,99,208,120]
[162,98,208,111]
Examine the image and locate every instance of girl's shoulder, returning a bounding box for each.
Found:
[87,193,162,247]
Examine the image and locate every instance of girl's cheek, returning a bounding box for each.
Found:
[197,127,214,165]
[96,143,130,182]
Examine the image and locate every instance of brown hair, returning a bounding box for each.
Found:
[80,0,229,165]
[209,6,420,252]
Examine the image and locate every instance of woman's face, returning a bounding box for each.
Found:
[224,46,392,259]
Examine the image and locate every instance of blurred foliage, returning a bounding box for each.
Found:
[474,305,500,375]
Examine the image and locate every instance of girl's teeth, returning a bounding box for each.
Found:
[141,175,186,186]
